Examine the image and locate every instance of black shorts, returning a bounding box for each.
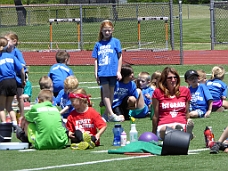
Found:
[0,78,17,96]
[113,96,131,120]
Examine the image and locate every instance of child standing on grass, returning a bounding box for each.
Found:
[4,32,27,118]
[206,66,228,112]
[48,50,74,97]
[66,88,107,150]
[0,37,25,127]
[92,20,123,122]
[16,89,68,150]
[185,70,213,118]
[55,75,79,123]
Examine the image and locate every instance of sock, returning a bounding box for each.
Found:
[12,121,18,126]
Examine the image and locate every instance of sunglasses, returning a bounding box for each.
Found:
[167,76,177,80]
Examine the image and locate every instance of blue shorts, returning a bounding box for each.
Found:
[99,76,117,87]
[195,109,205,118]
[129,104,149,118]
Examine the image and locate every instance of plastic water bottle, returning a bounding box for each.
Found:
[112,124,123,146]
[129,124,138,142]
[121,131,127,146]
[204,126,215,148]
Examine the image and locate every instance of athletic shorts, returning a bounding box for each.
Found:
[99,76,117,87]
[129,104,149,118]
[157,123,186,140]
[212,100,222,108]
[27,123,36,145]
[0,78,17,96]
[195,109,205,118]
[113,96,130,120]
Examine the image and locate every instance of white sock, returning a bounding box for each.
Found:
[12,121,18,126]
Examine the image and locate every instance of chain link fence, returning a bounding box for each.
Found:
[0,3,181,52]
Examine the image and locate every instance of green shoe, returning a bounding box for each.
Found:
[83,132,95,149]
[70,142,89,150]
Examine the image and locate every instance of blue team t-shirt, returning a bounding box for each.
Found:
[141,86,154,106]
[206,79,227,101]
[55,89,74,118]
[10,48,27,84]
[112,81,139,108]
[189,84,213,114]
[0,52,23,82]
[48,63,74,93]
[92,37,122,77]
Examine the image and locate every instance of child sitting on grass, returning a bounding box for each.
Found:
[66,88,107,150]
[16,89,68,150]
[185,70,213,118]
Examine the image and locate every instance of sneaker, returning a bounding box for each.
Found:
[83,132,95,149]
[70,142,89,150]
[16,127,29,143]
[109,114,125,122]
[210,142,222,154]
[102,114,109,122]
[186,119,194,140]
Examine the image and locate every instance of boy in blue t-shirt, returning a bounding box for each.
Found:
[48,50,74,97]
[55,75,78,123]
[185,70,213,118]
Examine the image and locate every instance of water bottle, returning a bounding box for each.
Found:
[16,110,21,126]
[121,131,127,146]
[112,124,123,146]
[204,126,215,148]
[129,124,138,142]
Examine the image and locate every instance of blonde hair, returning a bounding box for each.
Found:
[98,20,114,41]
[197,69,207,83]
[64,76,79,91]
[39,76,53,90]
[71,88,92,107]
[210,66,225,80]
[150,71,161,88]
[4,31,19,46]
[38,89,53,102]
[0,37,8,52]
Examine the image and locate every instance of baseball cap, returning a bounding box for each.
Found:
[184,70,199,80]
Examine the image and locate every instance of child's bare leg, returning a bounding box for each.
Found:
[102,84,114,116]
[135,89,144,109]
[0,95,6,122]
[189,111,199,118]
[223,100,228,109]
[218,126,228,143]
[5,96,17,126]
[17,88,24,117]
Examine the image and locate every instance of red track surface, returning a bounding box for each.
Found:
[22,50,228,65]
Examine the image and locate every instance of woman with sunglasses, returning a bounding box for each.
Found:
[152,67,194,140]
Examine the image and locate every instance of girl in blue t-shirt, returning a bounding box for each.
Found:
[206,66,228,112]
[92,20,123,122]
[4,32,28,118]
[0,37,25,126]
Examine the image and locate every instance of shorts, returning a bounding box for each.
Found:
[156,123,186,140]
[129,104,149,118]
[212,100,222,108]
[0,78,17,96]
[113,96,130,120]
[27,123,36,145]
[99,76,117,87]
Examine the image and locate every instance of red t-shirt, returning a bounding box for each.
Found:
[66,107,106,136]
[152,86,191,126]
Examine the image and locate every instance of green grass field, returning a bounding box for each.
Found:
[1,64,228,171]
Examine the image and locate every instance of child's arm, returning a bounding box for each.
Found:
[94,59,99,85]
[204,100,213,118]
[60,106,70,115]
[68,131,75,139]
[117,53,122,81]
[95,126,107,142]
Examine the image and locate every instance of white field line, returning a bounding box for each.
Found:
[14,155,153,171]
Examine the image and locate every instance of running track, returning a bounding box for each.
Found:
[22,50,228,65]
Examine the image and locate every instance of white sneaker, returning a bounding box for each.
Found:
[109,114,125,122]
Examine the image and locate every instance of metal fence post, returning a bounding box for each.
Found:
[179,0,183,65]
[169,0,174,50]
[80,5,83,50]
[210,0,215,50]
